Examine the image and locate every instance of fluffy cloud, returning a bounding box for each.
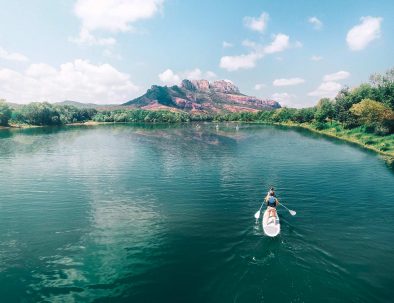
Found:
[69,28,116,46]
[184,68,216,80]
[308,17,323,30]
[346,16,383,51]
[323,71,350,82]
[308,70,350,99]
[158,68,216,85]
[264,34,290,54]
[0,59,139,104]
[219,53,262,71]
[273,77,305,86]
[243,12,269,32]
[158,69,181,85]
[220,34,291,71]
[311,55,323,61]
[72,0,163,45]
[271,92,297,107]
[75,0,163,32]
[308,81,342,98]
[0,47,29,62]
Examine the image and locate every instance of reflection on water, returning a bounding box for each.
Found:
[0,123,393,302]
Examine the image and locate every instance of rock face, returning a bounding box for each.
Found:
[123,79,281,113]
[210,80,240,94]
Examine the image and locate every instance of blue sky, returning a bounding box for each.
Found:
[0,0,393,107]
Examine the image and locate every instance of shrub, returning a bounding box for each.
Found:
[0,100,12,126]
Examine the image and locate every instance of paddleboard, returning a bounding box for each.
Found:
[262,209,280,237]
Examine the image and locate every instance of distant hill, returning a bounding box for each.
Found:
[5,102,23,109]
[54,100,102,109]
[123,79,280,113]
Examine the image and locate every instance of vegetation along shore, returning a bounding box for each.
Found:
[1,68,393,165]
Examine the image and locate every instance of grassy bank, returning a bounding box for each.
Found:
[276,121,394,166]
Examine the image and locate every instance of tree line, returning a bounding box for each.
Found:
[0,102,98,126]
[214,68,394,135]
[0,68,393,135]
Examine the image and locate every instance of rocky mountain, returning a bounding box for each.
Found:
[123,79,280,113]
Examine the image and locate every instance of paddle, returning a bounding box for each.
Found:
[254,201,265,219]
[279,202,296,216]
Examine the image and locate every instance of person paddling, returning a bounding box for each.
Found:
[265,190,279,219]
[266,187,275,199]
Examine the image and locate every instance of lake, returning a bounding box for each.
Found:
[0,123,393,302]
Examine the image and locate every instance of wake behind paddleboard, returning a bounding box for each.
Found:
[262,209,280,237]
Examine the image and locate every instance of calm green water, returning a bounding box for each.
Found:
[0,124,393,303]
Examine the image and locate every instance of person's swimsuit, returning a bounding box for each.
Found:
[267,196,276,208]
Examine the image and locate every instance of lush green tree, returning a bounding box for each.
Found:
[368,68,394,110]
[271,108,296,122]
[20,102,61,126]
[314,98,334,123]
[350,99,394,134]
[291,108,316,123]
[333,87,360,128]
[0,100,12,126]
[55,105,97,124]
[256,110,275,122]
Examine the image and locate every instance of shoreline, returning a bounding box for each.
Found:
[2,120,393,165]
[272,122,394,156]
[268,121,394,167]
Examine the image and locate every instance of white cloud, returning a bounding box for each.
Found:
[264,34,290,54]
[0,59,139,104]
[69,28,116,46]
[158,69,181,85]
[271,92,297,107]
[323,70,350,82]
[308,70,350,99]
[308,17,323,30]
[220,33,291,71]
[185,68,203,80]
[158,68,216,85]
[75,0,163,32]
[72,0,163,45]
[25,63,57,78]
[273,77,305,86]
[308,81,342,98]
[346,16,383,51]
[184,68,217,80]
[0,47,29,62]
[254,83,266,90]
[219,53,261,71]
[243,12,269,33]
[222,41,233,48]
[311,55,323,61]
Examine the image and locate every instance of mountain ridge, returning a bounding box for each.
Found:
[123,79,280,113]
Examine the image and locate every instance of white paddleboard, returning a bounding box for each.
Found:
[262,209,280,237]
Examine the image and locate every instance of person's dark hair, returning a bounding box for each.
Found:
[270,191,275,196]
